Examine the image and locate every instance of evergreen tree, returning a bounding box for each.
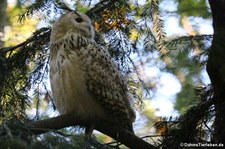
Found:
[1,0,225,148]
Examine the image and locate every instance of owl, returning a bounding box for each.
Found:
[49,11,135,134]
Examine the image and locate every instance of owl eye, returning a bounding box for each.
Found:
[75,18,83,23]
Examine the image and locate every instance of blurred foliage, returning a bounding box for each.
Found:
[163,0,212,115]
[177,0,211,19]
[4,0,38,46]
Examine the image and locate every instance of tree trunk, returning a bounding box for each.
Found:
[0,0,8,47]
[207,0,225,144]
[0,0,8,92]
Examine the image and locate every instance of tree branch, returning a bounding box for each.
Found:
[30,113,156,149]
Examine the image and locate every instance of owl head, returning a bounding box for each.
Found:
[50,11,94,42]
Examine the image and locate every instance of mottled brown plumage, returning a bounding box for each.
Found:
[49,11,135,134]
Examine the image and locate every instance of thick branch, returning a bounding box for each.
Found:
[30,113,155,149]
[207,0,225,144]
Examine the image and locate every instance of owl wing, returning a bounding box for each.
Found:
[78,41,135,132]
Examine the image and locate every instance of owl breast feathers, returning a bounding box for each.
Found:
[49,11,136,133]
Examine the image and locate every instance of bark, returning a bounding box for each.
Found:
[30,113,156,149]
[0,0,7,47]
[0,0,7,93]
[207,0,225,144]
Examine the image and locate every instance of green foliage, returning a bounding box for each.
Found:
[160,33,212,114]
[177,0,211,18]
[0,118,115,149]
[0,137,28,149]
[18,0,52,22]
[175,82,196,114]
[0,27,50,120]
[159,86,214,148]
[140,0,167,54]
